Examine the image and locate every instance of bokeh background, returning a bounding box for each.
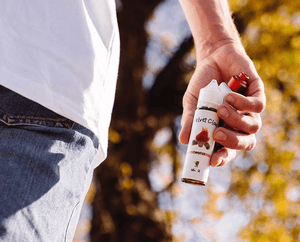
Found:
[73,0,300,241]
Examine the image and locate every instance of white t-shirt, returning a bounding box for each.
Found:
[0,0,120,167]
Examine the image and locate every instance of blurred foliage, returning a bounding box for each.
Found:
[228,0,300,241]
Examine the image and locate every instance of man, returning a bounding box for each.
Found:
[178,0,265,167]
[0,0,265,241]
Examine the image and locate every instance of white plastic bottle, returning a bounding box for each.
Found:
[181,80,231,186]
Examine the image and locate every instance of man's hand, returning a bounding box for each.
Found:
[179,42,266,167]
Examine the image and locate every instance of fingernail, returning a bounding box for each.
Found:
[226,95,235,104]
[211,156,223,167]
[216,159,224,167]
[215,131,227,141]
[218,107,229,118]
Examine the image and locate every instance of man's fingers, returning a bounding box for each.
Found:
[217,104,262,134]
[225,92,265,113]
[179,110,194,144]
[213,127,257,151]
[210,148,236,167]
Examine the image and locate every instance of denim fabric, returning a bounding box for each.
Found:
[0,86,99,242]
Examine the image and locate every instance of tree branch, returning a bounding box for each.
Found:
[147,35,194,116]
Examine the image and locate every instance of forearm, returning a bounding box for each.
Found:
[179,0,242,60]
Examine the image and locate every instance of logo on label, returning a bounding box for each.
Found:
[194,161,200,167]
[191,127,211,150]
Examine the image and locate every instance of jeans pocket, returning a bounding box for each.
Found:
[0,86,74,129]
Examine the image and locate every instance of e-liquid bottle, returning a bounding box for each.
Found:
[181,79,231,186]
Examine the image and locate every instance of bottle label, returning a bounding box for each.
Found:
[182,109,219,184]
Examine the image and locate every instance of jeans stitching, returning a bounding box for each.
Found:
[64,200,81,242]
[0,108,74,129]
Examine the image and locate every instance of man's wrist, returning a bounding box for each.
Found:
[179,0,243,59]
[195,38,244,61]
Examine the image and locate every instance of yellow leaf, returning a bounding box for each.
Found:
[275,199,288,217]
[85,181,96,203]
[109,128,121,143]
[291,36,300,49]
[260,32,273,46]
[120,162,132,177]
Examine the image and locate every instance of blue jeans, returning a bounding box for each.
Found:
[0,86,99,242]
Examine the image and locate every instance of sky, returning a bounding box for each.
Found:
[143,0,191,90]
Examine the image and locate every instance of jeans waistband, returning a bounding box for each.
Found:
[0,85,74,129]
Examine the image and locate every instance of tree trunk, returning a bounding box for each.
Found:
[90,1,194,241]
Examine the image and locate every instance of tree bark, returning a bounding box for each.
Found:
[90,1,194,241]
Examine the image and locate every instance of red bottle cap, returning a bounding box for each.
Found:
[227,72,248,94]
